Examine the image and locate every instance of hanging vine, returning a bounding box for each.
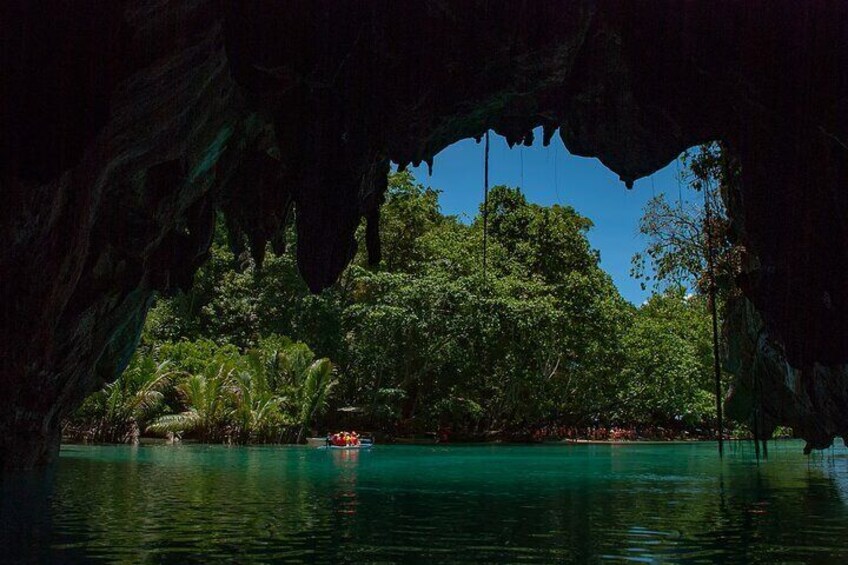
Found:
[482,130,490,282]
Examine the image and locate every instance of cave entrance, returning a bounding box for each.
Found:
[64,130,740,448]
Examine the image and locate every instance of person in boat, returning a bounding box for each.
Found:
[328,431,361,447]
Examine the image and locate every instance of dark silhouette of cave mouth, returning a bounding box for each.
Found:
[1,1,847,469]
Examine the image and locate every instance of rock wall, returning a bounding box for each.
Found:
[1,0,260,468]
[1,1,847,468]
[724,297,848,452]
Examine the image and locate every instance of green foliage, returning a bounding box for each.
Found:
[69,336,334,444]
[72,169,725,443]
[66,354,179,443]
[378,170,444,272]
[629,142,745,434]
[616,289,718,427]
[630,142,743,301]
[295,358,336,442]
[147,365,232,442]
[630,194,706,291]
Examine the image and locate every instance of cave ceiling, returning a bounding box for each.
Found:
[1,0,847,467]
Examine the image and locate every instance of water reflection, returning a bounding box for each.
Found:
[1,467,58,563]
[331,449,361,522]
[2,442,848,562]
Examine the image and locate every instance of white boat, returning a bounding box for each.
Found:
[312,436,374,450]
[325,442,373,450]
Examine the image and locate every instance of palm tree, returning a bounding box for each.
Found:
[248,340,337,443]
[229,365,287,444]
[275,342,316,387]
[147,363,232,442]
[93,354,176,443]
[145,338,336,444]
[296,358,337,443]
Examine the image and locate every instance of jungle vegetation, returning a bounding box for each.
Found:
[65,144,741,444]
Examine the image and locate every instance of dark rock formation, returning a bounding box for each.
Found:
[1,1,847,468]
[724,297,848,453]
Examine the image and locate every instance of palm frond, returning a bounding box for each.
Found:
[147,410,201,434]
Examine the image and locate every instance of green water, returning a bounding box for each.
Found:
[4,441,848,563]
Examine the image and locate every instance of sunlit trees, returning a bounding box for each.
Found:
[147,363,234,442]
[629,142,745,437]
[630,142,743,300]
[616,289,716,429]
[68,337,336,444]
[338,183,632,435]
[70,168,733,442]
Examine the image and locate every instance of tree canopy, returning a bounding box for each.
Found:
[69,167,730,443]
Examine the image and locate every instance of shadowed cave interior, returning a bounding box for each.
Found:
[1,1,847,469]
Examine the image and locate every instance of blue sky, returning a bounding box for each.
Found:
[405,128,694,305]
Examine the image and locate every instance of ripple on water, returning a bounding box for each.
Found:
[3,442,848,563]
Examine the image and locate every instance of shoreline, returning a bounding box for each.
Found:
[61,437,794,449]
[552,438,706,445]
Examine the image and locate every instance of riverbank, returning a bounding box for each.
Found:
[62,419,788,447]
[63,434,779,449]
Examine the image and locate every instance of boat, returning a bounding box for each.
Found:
[323,441,373,450]
[314,433,374,449]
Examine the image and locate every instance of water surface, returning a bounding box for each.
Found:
[4,441,848,563]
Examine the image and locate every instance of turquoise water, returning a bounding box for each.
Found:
[4,441,848,563]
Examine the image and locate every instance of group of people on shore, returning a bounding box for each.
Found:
[530,425,696,442]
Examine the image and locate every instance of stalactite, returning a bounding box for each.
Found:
[1,0,847,469]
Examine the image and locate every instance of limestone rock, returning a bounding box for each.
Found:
[1,1,847,468]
